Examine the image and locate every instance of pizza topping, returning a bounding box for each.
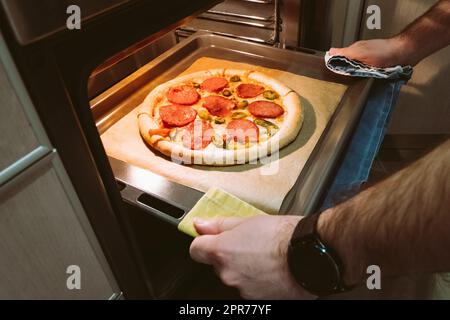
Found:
[236,83,265,98]
[225,119,259,143]
[193,82,201,89]
[167,85,200,105]
[263,90,279,100]
[212,134,226,148]
[231,111,248,120]
[149,128,171,137]
[248,101,284,118]
[159,104,197,127]
[214,117,226,124]
[237,100,249,109]
[182,119,214,150]
[198,109,212,121]
[169,128,178,140]
[221,89,232,97]
[254,119,279,137]
[201,77,229,93]
[230,75,241,82]
[203,96,236,117]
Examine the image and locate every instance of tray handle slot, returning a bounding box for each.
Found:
[283,45,323,57]
[137,193,185,219]
[119,182,185,226]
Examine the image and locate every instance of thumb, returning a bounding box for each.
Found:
[194,217,247,235]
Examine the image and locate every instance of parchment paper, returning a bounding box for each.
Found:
[101,57,347,214]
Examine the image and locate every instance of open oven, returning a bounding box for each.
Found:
[0,0,372,299]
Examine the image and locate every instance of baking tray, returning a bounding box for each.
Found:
[91,32,372,224]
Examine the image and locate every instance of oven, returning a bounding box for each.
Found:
[0,0,372,299]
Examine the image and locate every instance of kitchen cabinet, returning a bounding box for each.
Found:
[0,52,40,172]
[0,154,118,299]
[0,33,120,299]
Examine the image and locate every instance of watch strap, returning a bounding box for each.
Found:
[290,212,321,243]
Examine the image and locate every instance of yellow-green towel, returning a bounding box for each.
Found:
[178,187,266,237]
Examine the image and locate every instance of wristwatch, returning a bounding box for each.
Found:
[287,213,351,296]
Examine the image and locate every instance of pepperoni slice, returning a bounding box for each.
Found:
[248,101,284,118]
[167,85,200,105]
[159,105,197,127]
[236,83,265,98]
[203,96,236,117]
[225,119,259,143]
[201,77,228,93]
[182,120,214,150]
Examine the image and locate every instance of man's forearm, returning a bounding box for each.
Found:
[394,0,450,65]
[318,139,450,286]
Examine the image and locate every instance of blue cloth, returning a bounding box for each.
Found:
[320,79,406,210]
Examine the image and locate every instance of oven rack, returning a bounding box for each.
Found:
[207,0,276,22]
[241,0,274,4]
[176,0,281,46]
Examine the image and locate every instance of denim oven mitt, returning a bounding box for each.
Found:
[320,52,413,210]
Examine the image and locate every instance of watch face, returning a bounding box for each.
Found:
[292,240,341,295]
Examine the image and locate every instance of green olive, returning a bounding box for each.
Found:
[214,117,226,124]
[230,75,241,82]
[193,82,201,89]
[212,135,226,148]
[169,129,178,140]
[198,109,211,120]
[254,118,277,128]
[237,100,248,109]
[254,119,279,136]
[267,127,279,137]
[222,89,232,97]
[231,112,248,119]
[263,90,279,100]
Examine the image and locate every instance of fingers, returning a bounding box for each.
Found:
[329,47,354,58]
[189,234,218,265]
[194,217,247,235]
[329,47,342,56]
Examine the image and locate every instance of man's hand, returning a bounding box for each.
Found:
[329,38,408,67]
[330,0,450,67]
[189,215,316,300]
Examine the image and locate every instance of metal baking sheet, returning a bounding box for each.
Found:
[92,32,372,223]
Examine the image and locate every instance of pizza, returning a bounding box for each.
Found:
[138,69,303,165]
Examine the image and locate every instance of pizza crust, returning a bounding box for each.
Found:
[138,69,303,166]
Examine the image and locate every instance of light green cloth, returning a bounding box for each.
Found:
[178,187,266,237]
